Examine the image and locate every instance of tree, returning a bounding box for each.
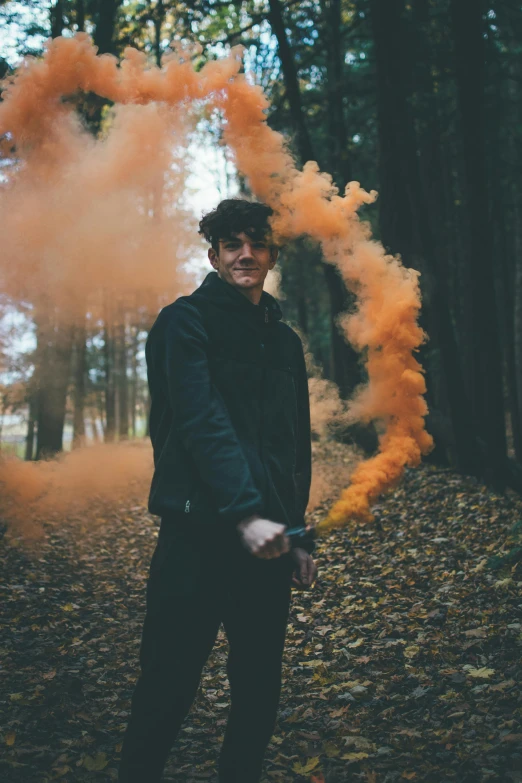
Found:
[368,0,484,475]
[451,0,508,485]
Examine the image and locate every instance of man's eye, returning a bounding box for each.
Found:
[253,243,267,249]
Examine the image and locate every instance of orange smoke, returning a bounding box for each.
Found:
[0,34,432,536]
[1,443,153,542]
[220,77,433,529]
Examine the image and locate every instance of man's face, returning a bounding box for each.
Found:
[208,230,278,295]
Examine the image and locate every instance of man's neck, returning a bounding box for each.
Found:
[218,273,263,305]
[238,286,263,306]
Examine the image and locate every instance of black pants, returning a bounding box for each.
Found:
[118,517,293,783]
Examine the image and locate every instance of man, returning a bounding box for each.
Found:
[118,198,317,783]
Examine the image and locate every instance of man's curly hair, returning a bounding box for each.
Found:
[198,199,274,251]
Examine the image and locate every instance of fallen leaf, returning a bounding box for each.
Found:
[323,741,341,757]
[501,734,522,743]
[490,680,515,692]
[341,751,369,761]
[292,756,320,774]
[464,667,495,679]
[82,752,108,771]
[463,627,487,638]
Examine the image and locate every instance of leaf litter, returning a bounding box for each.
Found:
[1,457,522,782]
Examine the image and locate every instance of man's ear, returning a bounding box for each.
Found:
[208,247,218,270]
[269,247,279,268]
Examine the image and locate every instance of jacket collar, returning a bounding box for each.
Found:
[191,271,283,325]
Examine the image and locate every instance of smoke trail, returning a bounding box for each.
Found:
[0,34,432,538]
[220,78,434,529]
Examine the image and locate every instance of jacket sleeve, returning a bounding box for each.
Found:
[154,300,264,527]
[291,336,315,555]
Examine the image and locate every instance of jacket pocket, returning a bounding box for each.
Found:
[147,524,204,598]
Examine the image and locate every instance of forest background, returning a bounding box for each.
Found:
[0,0,521,497]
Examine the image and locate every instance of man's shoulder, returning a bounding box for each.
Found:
[275,320,305,349]
[158,295,202,322]
[147,296,205,344]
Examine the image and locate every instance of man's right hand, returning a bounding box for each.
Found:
[237,515,290,559]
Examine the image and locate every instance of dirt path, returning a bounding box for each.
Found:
[1,463,521,782]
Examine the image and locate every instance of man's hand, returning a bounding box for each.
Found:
[291,547,317,589]
[237,515,290,559]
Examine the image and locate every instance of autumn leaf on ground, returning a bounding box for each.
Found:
[3,459,522,782]
[463,666,495,679]
[51,766,72,777]
[494,578,513,589]
[82,752,108,771]
[292,756,320,774]
[341,751,369,761]
[323,741,341,757]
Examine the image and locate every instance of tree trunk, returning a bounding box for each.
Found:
[80,0,123,134]
[488,23,522,460]
[76,0,85,32]
[130,323,139,437]
[268,0,362,402]
[144,388,151,438]
[102,299,116,443]
[369,0,481,475]
[34,308,74,458]
[451,0,508,485]
[496,199,522,459]
[25,391,37,461]
[515,218,522,458]
[0,395,5,450]
[96,390,106,440]
[323,0,352,189]
[72,318,87,448]
[50,0,64,38]
[295,247,309,335]
[322,264,364,399]
[267,0,315,165]
[152,0,165,67]
[494,0,522,461]
[93,0,122,56]
[117,307,129,440]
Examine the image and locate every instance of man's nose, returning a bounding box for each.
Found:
[238,243,255,259]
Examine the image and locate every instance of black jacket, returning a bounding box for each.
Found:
[145,270,314,554]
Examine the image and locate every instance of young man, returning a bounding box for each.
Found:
[118,198,317,783]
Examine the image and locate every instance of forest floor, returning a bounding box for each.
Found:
[1,445,522,783]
